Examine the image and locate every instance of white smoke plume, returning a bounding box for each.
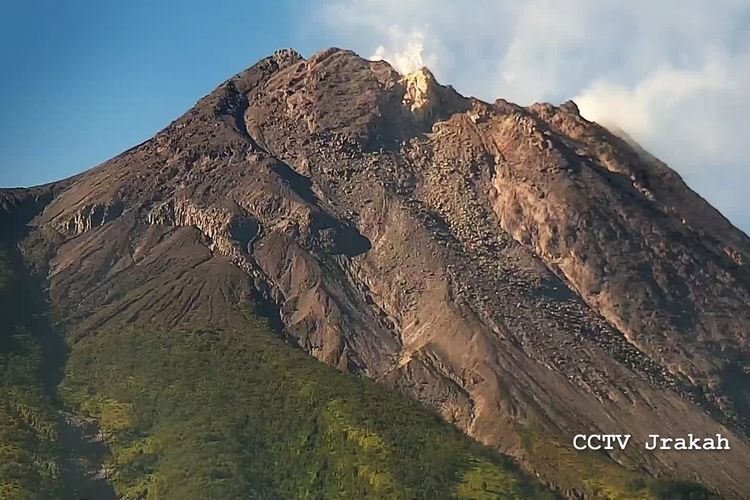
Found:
[370,29,430,74]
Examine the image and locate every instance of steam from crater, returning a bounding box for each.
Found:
[369,30,430,75]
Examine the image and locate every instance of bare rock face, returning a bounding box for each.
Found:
[5,48,750,496]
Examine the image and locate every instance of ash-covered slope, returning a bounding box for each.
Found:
[5,48,750,497]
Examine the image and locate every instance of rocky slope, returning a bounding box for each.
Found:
[3,47,750,497]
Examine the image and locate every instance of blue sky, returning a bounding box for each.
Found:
[0,0,318,187]
[1,0,749,232]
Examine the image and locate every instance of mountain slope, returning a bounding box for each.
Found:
[2,47,749,497]
[0,207,554,498]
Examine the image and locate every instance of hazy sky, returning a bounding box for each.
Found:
[1,0,748,232]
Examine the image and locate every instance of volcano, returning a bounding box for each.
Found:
[2,48,749,498]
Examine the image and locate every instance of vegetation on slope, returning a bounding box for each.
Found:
[60,317,554,499]
[0,244,64,500]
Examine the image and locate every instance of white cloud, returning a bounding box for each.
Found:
[574,55,731,154]
[314,0,750,231]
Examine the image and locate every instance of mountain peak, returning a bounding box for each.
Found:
[559,99,580,115]
[271,47,304,65]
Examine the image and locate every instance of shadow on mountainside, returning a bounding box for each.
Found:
[0,234,116,499]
